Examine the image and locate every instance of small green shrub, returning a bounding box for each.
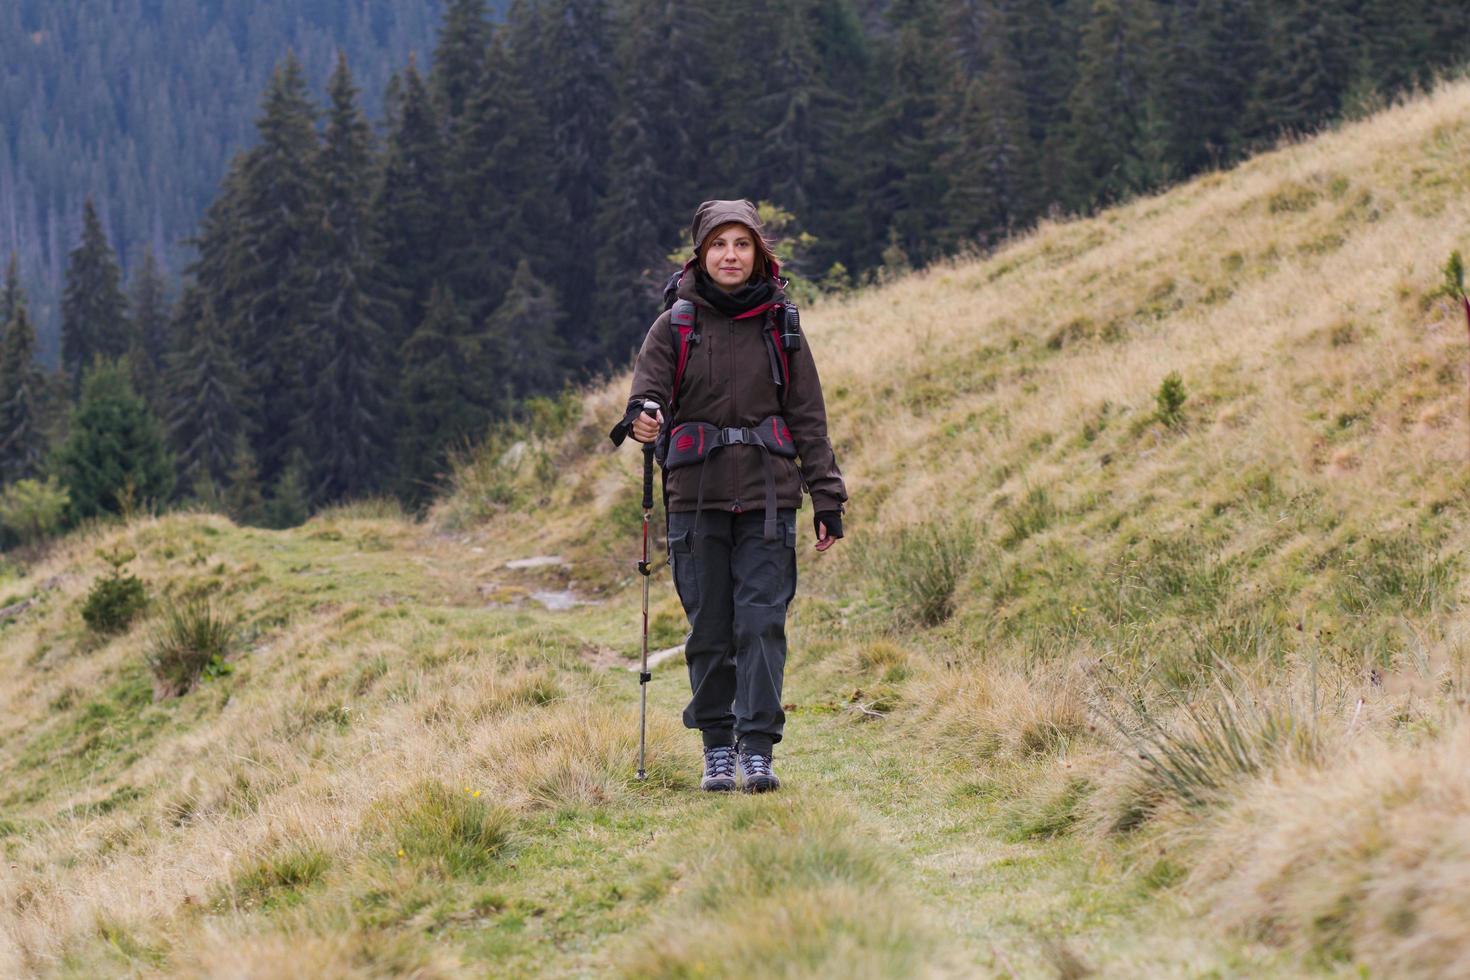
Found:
[145,598,237,699]
[81,547,148,635]
[1155,372,1187,428]
[1442,249,1465,302]
[864,520,977,628]
[0,477,70,545]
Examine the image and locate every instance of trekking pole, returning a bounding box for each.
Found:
[636,400,658,781]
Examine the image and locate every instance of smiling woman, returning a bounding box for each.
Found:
[617,198,848,795]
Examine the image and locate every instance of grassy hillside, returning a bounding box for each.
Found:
[7,79,1470,977]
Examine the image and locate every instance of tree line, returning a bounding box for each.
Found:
[0,0,451,358]
[2,0,1468,539]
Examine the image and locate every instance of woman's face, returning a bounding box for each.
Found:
[702,223,757,291]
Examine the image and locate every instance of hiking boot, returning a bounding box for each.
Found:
[737,747,780,793]
[701,744,737,792]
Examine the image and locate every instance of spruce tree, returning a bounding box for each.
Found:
[127,247,170,411]
[848,0,949,270]
[487,260,570,406]
[450,26,570,320]
[301,53,395,505]
[374,58,451,351]
[228,52,321,483]
[0,297,47,485]
[1251,0,1357,138]
[54,360,174,520]
[60,198,131,396]
[163,294,246,496]
[266,446,311,528]
[395,282,495,502]
[941,57,1038,246]
[224,430,267,526]
[1,251,22,334]
[593,0,717,360]
[431,0,492,130]
[529,0,616,351]
[1060,0,1164,210]
[1162,0,1268,171]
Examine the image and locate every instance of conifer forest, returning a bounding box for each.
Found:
[3,0,1469,535]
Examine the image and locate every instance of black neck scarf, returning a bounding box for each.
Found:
[694,266,777,319]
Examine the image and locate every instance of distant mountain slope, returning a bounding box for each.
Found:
[0,0,451,358]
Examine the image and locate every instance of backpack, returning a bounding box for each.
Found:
[659,269,802,421]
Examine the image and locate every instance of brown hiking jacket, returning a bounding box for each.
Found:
[626,271,847,517]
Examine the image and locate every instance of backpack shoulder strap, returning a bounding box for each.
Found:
[668,298,697,416]
[764,306,792,408]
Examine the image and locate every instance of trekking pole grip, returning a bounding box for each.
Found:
[640,401,658,510]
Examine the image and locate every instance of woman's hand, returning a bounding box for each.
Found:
[632,407,663,444]
[814,511,843,552]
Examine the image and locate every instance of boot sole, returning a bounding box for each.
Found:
[701,778,736,792]
[741,777,780,793]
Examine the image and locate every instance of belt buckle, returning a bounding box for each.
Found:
[722,427,745,445]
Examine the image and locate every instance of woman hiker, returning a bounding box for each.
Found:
[618,199,847,793]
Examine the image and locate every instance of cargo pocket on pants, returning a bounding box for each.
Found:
[667,528,701,612]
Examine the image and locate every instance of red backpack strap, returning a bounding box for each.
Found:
[668,299,697,415]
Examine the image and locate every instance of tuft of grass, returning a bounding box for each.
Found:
[1001,487,1058,549]
[220,845,331,912]
[1003,776,1093,841]
[862,520,977,628]
[145,598,237,699]
[371,780,516,878]
[1333,534,1457,616]
[1099,681,1323,830]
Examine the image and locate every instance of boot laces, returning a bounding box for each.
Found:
[741,752,772,777]
[705,745,736,778]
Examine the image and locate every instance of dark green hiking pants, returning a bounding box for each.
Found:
[667,508,798,756]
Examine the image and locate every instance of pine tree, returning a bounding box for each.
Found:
[1061,0,1164,210]
[941,60,1038,245]
[300,53,395,505]
[228,52,321,483]
[430,0,492,129]
[0,296,47,484]
[593,0,718,360]
[60,198,131,396]
[54,359,174,520]
[1251,0,1357,138]
[163,294,246,495]
[487,259,570,406]
[529,0,616,351]
[266,446,311,528]
[848,0,949,270]
[449,25,571,320]
[395,282,495,502]
[224,430,266,526]
[1161,0,1268,171]
[1,251,22,334]
[374,58,451,351]
[739,0,842,227]
[127,247,170,412]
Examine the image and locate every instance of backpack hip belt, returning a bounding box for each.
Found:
[665,415,796,541]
